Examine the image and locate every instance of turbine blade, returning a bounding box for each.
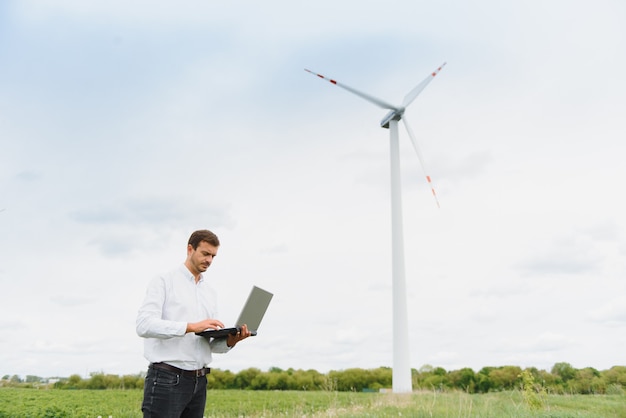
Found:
[401,62,446,109]
[305,69,398,111]
[402,117,440,208]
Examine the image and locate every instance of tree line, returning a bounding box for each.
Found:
[3,363,625,395]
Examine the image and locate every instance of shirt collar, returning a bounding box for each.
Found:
[179,263,204,283]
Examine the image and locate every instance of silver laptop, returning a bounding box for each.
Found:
[196,285,273,339]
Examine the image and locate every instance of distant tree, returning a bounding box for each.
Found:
[536,369,560,393]
[329,369,362,391]
[208,369,236,389]
[121,374,142,389]
[292,369,325,391]
[551,362,576,383]
[67,374,84,389]
[448,368,476,393]
[267,371,292,390]
[433,367,447,376]
[488,366,522,391]
[603,366,626,386]
[413,365,433,389]
[250,372,270,390]
[475,367,496,393]
[86,373,107,390]
[103,374,122,389]
[233,368,262,389]
[570,367,601,394]
[370,367,392,390]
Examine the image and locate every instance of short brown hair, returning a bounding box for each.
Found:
[188,229,220,249]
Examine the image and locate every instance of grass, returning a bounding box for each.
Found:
[0,388,624,417]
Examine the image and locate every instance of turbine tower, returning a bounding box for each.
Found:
[305,63,446,393]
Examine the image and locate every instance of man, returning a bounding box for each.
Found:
[136,229,251,418]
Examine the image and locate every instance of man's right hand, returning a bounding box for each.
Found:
[186,319,225,334]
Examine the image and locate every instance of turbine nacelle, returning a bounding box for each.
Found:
[381,108,405,129]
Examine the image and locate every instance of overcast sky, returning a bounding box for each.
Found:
[1,0,625,379]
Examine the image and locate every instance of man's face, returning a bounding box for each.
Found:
[187,241,219,275]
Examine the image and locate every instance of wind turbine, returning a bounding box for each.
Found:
[305,63,446,393]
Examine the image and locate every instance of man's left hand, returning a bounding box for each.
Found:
[227,324,252,348]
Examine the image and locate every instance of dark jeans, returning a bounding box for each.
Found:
[142,365,207,418]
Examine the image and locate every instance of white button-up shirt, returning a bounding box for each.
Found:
[136,264,230,370]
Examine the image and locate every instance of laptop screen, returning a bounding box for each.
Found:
[235,285,273,332]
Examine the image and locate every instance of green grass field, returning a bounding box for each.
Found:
[0,388,624,417]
